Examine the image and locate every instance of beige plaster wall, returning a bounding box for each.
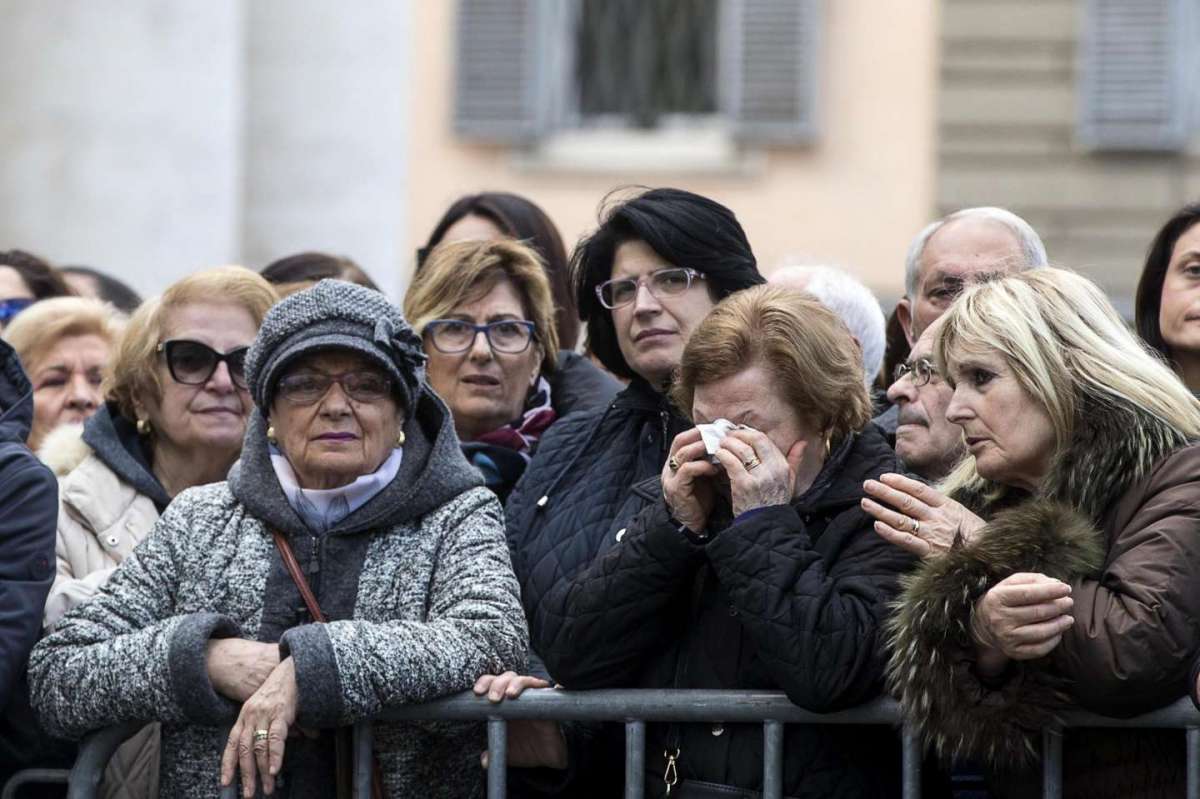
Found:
[405,1,939,302]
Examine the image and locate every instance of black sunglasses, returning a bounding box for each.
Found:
[157,340,250,389]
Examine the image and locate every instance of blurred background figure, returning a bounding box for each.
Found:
[0,250,72,332]
[260,251,380,297]
[1135,202,1200,394]
[60,266,142,315]
[417,192,579,349]
[769,262,886,390]
[405,239,560,501]
[1,297,123,452]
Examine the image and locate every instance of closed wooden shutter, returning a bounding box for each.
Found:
[1077,0,1198,151]
[722,0,821,143]
[454,0,547,141]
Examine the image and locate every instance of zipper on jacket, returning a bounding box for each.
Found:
[660,410,670,454]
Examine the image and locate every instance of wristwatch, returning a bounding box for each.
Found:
[665,502,709,544]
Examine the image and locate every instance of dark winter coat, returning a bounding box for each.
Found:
[0,338,57,712]
[549,351,621,419]
[538,424,919,798]
[505,377,690,657]
[28,386,528,799]
[889,396,1200,799]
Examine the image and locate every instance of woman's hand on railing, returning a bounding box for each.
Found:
[221,657,299,797]
[971,573,1074,678]
[861,473,986,559]
[474,672,568,770]
[206,639,281,702]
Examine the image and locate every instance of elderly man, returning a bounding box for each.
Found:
[770,264,886,388]
[876,207,1048,438]
[886,316,962,480]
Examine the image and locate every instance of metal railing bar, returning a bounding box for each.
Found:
[901,725,922,799]
[487,718,506,799]
[65,720,143,799]
[1188,727,1199,799]
[624,720,645,799]
[1042,728,1063,799]
[762,720,783,799]
[354,720,373,798]
[1,768,69,799]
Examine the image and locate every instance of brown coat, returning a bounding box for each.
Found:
[889,397,1200,799]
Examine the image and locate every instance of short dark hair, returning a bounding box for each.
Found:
[417,192,578,348]
[61,265,142,314]
[0,249,72,299]
[261,252,379,292]
[1135,202,1200,368]
[572,187,764,381]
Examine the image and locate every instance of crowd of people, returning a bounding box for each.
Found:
[1,189,1200,798]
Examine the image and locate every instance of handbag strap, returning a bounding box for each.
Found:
[270,528,327,623]
[268,528,386,799]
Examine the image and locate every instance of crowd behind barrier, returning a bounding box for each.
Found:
[4,191,1200,798]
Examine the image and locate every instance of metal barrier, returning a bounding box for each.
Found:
[64,690,1200,799]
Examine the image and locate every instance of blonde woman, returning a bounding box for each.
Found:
[863,268,1200,798]
[2,296,124,451]
[404,239,559,501]
[40,266,276,799]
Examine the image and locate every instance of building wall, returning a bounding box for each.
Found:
[938,0,1200,315]
[406,0,940,301]
[0,1,413,298]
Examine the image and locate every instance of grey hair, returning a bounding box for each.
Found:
[904,207,1048,298]
[769,263,886,387]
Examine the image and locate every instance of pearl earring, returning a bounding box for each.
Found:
[136,418,152,436]
[267,425,277,445]
[396,430,406,447]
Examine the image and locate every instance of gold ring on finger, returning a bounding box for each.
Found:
[668,455,681,474]
[911,518,920,535]
[744,457,761,471]
[253,729,269,742]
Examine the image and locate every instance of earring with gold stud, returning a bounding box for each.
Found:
[267,425,277,445]
[136,418,152,436]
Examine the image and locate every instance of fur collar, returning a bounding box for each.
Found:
[888,395,1190,768]
[37,423,92,478]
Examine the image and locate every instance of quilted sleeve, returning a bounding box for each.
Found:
[28,492,243,739]
[538,500,703,689]
[280,488,528,726]
[704,503,913,711]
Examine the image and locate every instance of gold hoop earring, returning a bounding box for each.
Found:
[267,425,277,445]
[136,418,151,436]
[396,430,406,447]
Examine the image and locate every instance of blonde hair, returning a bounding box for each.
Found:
[672,285,873,442]
[935,267,1200,497]
[403,239,558,374]
[2,296,124,374]
[106,266,278,421]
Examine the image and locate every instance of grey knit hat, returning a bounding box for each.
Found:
[244,279,426,413]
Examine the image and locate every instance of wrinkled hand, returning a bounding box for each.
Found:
[474,672,566,770]
[712,428,810,517]
[971,573,1074,678]
[206,639,281,702]
[861,473,986,558]
[662,428,719,532]
[221,658,299,797]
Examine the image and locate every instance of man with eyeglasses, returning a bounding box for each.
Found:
[886,317,963,481]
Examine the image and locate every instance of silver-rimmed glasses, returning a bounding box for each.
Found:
[595,267,705,310]
[892,357,937,388]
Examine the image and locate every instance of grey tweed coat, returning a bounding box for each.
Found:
[28,386,528,798]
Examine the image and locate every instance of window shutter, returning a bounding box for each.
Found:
[722,0,821,143]
[1077,0,1199,151]
[454,0,548,142]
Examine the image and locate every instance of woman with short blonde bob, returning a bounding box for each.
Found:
[405,239,559,501]
[38,266,276,799]
[3,296,124,451]
[864,268,1200,797]
[536,285,918,796]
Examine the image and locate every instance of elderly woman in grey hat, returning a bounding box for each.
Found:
[29,279,528,798]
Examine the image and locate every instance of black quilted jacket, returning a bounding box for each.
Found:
[536,424,921,798]
[505,377,690,658]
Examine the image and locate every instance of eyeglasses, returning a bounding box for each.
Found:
[276,370,393,404]
[158,340,249,389]
[423,319,537,354]
[595,267,705,310]
[893,357,938,388]
[0,298,33,324]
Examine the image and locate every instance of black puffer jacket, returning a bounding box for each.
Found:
[505,377,689,656]
[537,425,919,798]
